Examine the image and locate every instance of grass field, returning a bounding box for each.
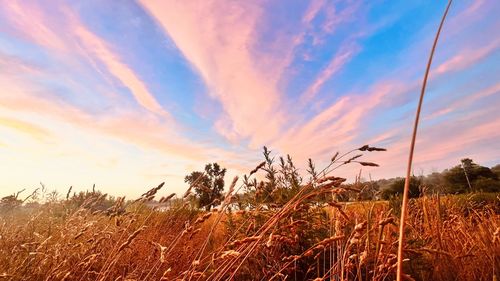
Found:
[1,186,498,281]
[2,1,500,281]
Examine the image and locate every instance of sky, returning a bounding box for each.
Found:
[0,0,499,199]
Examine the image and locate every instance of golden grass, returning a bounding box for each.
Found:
[0,184,498,281]
[397,1,453,279]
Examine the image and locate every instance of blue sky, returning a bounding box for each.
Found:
[0,0,499,197]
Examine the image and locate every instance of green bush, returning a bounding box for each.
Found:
[381,176,422,200]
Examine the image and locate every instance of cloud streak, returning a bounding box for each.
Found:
[1,1,169,118]
[140,0,288,146]
[0,117,52,141]
[0,0,498,197]
[70,22,170,118]
[300,42,360,103]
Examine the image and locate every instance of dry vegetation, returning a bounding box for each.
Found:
[5,2,496,281]
[1,146,498,281]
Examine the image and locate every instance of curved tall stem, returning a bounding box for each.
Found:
[396,1,453,280]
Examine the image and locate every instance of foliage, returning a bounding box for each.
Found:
[0,194,22,212]
[2,146,500,281]
[66,189,118,212]
[491,164,500,178]
[185,162,226,211]
[443,158,499,193]
[381,176,423,199]
[1,185,498,281]
[374,159,500,198]
[241,147,305,208]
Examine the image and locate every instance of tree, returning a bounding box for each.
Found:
[444,158,499,193]
[185,163,226,211]
[490,164,500,178]
[0,195,22,212]
[381,176,422,200]
[473,177,500,193]
[423,172,446,194]
[357,181,380,201]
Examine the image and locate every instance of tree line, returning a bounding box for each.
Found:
[183,148,500,210]
[2,148,499,212]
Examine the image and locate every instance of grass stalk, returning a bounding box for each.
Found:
[396,1,453,280]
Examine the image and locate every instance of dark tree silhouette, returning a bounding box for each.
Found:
[185,163,226,211]
[444,158,499,193]
[381,176,422,199]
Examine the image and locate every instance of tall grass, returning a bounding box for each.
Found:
[3,3,499,280]
[1,148,498,280]
[397,1,453,280]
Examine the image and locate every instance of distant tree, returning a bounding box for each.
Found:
[444,158,499,193]
[358,181,380,201]
[0,195,22,212]
[473,177,500,193]
[423,172,447,194]
[381,176,422,200]
[67,189,117,212]
[491,164,500,178]
[185,163,226,211]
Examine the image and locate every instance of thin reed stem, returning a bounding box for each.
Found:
[396,1,453,280]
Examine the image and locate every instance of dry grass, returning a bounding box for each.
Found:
[0,157,498,281]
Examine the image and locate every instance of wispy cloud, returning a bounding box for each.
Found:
[0,117,52,141]
[1,1,169,118]
[434,38,500,75]
[426,82,500,120]
[0,1,67,51]
[70,20,170,118]
[300,42,360,103]
[0,0,498,197]
[139,0,289,146]
[275,82,400,162]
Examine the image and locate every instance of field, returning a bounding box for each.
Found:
[1,181,498,281]
[1,1,499,281]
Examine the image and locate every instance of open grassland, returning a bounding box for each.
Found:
[0,188,498,281]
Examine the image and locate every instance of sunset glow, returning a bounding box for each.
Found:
[1,0,499,197]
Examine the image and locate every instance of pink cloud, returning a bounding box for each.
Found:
[1,1,169,118]
[1,66,262,177]
[322,1,360,34]
[361,82,500,175]
[139,0,365,147]
[307,1,361,46]
[413,113,500,168]
[258,0,337,83]
[1,1,265,190]
[0,95,260,201]
[418,120,500,163]
[446,0,488,34]
[302,0,326,24]
[272,18,500,173]
[434,38,500,75]
[462,0,486,16]
[275,82,398,162]
[426,82,500,120]
[0,52,45,79]
[0,0,67,51]
[0,72,201,161]
[357,103,500,179]
[69,21,170,118]
[140,1,286,146]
